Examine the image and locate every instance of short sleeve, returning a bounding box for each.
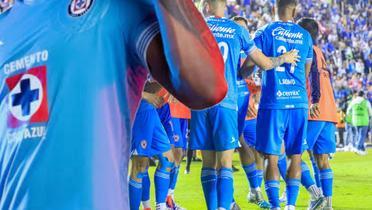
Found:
[253,25,266,51]
[306,34,314,63]
[127,1,160,69]
[239,26,257,55]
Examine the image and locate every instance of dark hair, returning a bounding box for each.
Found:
[358,91,365,97]
[276,0,298,9]
[297,18,319,43]
[232,16,248,28]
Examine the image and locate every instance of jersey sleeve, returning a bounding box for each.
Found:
[306,34,314,63]
[127,2,160,69]
[309,51,321,104]
[239,26,257,55]
[253,25,266,51]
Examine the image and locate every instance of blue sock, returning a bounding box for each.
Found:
[201,168,218,210]
[278,154,287,180]
[310,155,322,188]
[129,178,142,210]
[142,172,151,202]
[265,180,280,208]
[320,169,333,197]
[243,163,259,189]
[169,166,180,191]
[154,168,171,204]
[256,169,264,187]
[286,178,301,206]
[217,168,234,210]
[301,161,315,189]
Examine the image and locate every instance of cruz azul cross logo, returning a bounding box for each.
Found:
[69,0,93,17]
[6,66,49,128]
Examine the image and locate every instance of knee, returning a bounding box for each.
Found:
[173,148,184,164]
[218,150,234,168]
[157,152,175,172]
[316,154,330,170]
[131,157,149,178]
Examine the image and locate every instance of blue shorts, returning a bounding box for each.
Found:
[190,106,239,151]
[238,93,250,137]
[131,101,171,157]
[256,109,308,156]
[169,118,189,149]
[157,104,174,143]
[305,121,336,154]
[243,119,257,147]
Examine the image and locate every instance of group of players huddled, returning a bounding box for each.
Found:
[0,0,337,210]
[129,0,337,210]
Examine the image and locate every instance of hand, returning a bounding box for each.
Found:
[310,103,320,118]
[247,106,257,118]
[142,92,164,108]
[282,49,300,65]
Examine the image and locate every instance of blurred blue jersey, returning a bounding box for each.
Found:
[254,21,313,109]
[206,16,256,110]
[0,0,158,209]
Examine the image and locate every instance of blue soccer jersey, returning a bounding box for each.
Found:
[207,17,256,110]
[254,21,313,109]
[0,1,159,209]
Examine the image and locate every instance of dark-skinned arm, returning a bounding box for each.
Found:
[148,0,227,110]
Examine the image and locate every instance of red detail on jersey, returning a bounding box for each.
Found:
[6,66,49,128]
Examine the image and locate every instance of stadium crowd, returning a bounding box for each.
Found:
[195,0,372,153]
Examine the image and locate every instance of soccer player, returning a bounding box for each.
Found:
[251,0,314,209]
[298,17,341,210]
[130,81,174,210]
[166,96,190,209]
[191,1,299,209]
[233,16,270,209]
[0,1,227,209]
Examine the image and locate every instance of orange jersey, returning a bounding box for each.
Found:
[307,46,337,123]
[168,96,191,119]
[155,87,170,107]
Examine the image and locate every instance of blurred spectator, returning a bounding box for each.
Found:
[194,0,371,148]
[347,91,372,155]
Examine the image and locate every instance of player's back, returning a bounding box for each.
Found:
[254,21,313,109]
[0,0,155,209]
[206,17,254,110]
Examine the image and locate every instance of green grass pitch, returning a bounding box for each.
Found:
[147,149,372,210]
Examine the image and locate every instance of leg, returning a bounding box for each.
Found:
[129,156,150,210]
[141,170,151,209]
[264,154,281,209]
[255,109,286,210]
[168,147,183,200]
[238,137,258,191]
[254,150,264,187]
[201,150,218,210]
[357,126,368,152]
[217,149,235,210]
[284,109,308,209]
[286,154,302,208]
[185,147,193,173]
[315,154,333,208]
[312,122,337,209]
[301,152,324,210]
[309,151,322,188]
[155,150,175,209]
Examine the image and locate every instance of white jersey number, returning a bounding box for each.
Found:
[218,42,229,63]
[276,46,295,74]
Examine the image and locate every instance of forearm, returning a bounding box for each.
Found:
[265,56,286,70]
[149,0,226,109]
[247,50,287,71]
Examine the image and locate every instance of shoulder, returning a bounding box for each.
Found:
[295,24,312,41]
[254,23,271,38]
